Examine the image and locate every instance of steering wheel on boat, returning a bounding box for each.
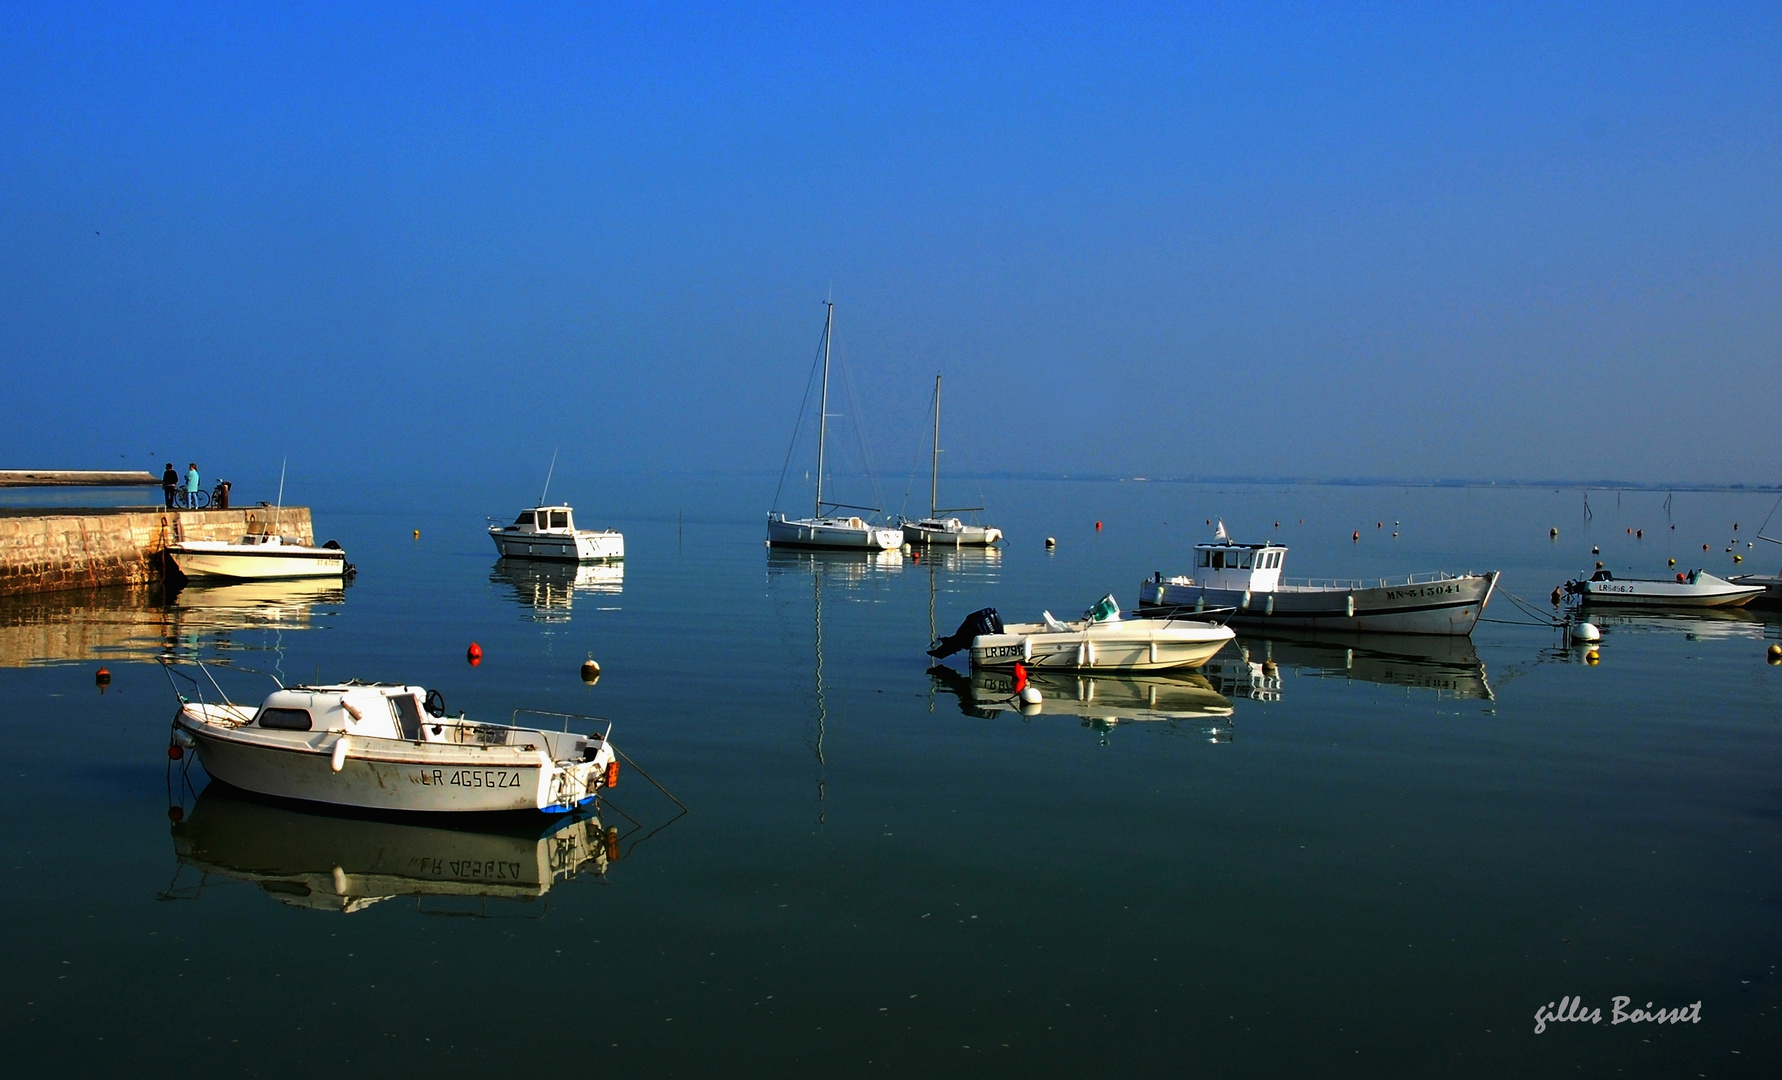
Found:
[424,689,447,718]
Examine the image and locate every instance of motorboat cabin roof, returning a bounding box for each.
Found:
[250,683,435,741]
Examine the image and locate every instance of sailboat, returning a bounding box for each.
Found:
[900,374,1003,547]
[767,302,904,551]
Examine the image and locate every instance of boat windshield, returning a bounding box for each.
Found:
[513,512,535,528]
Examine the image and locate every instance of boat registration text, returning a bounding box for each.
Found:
[409,768,526,789]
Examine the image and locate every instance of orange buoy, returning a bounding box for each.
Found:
[1703,544,1710,551]
[1013,661,1028,694]
[1352,531,1360,542]
[604,759,621,788]
[167,805,184,823]
[95,667,111,689]
[167,744,183,760]
[466,642,482,665]
[1095,521,1102,531]
[1550,587,1562,605]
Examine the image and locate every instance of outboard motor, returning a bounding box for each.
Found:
[929,607,1003,659]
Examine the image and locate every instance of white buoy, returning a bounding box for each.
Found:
[1019,685,1042,705]
[901,542,912,554]
[1570,621,1601,644]
[1045,536,1056,549]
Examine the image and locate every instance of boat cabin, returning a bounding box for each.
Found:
[1188,542,1288,593]
[501,505,577,536]
[252,684,435,740]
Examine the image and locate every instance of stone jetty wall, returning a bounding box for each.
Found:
[0,507,314,598]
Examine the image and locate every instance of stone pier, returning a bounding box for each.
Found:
[0,506,315,598]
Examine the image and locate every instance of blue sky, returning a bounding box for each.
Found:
[2,2,1778,491]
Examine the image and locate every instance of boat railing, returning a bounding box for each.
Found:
[508,708,614,742]
[1280,571,1470,589]
[158,656,284,710]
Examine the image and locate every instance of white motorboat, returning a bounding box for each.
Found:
[1137,524,1497,635]
[169,667,620,814]
[767,301,902,551]
[1563,568,1764,608]
[930,596,1234,672]
[901,374,1002,547]
[168,533,350,581]
[489,505,624,561]
[171,785,615,913]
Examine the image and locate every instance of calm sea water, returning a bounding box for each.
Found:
[2,478,1779,1077]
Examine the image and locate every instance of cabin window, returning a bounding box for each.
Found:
[1211,551,1224,570]
[549,511,569,529]
[1240,552,1253,569]
[259,707,312,731]
[389,694,423,740]
[513,512,535,528]
[1197,550,1210,568]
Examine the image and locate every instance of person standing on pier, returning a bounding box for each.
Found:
[161,463,178,508]
[185,462,201,508]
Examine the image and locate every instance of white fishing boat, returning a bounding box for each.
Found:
[901,374,1002,547]
[1563,568,1764,608]
[489,505,625,561]
[930,596,1234,672]
[767,301,903,551]
[168,666,620,814]
[168,533,350,581]
[1137,524,1497,635]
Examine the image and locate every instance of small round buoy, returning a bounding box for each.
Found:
[1591,546,1599,555]
[95,667,111,690]
[1019,685,1043,705]
[581,658,600,684]
[1733,522,1740,531]
[413,529,420,540]
[1550,527,1558,538]
[1274,521,1280,528]
[167,805,184,824]
[168,743,184,760]
[1595,561,1603,570]
[1676,573,1686,582]
[1261,660,1277,674]
[1352,531,1360,542]
[910,551,919,563]
[1703,544,1710,551]
[1045,537,1056,549]
[1550,587,1563,605]
[1668,558,1675,566]
[1734,554,1743,563]
[1768,644,1781,664]
[1585,648,1600,665]
[1570,622,1601,644]
[1376,521,1382,529]
[900,542,911,554]
[1095,521,1102,531]
[1636,529,1642,539]
[466,642,482,665]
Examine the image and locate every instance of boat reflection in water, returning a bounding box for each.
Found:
[1575,606,1776,643]
[490,558,624,622]
[766,546,904,585]
[928,665,1236,742]
[0,578,344,668]
[166,784,615,915]
[1206,632,1494,702]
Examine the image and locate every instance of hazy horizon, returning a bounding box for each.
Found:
[4,3,1778,490]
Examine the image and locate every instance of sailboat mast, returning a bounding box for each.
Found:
[815,301,833,519]
[931,374,941,518]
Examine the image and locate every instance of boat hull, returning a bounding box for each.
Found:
[767,514,902,550]
[1137,572,1497,635]
[902,521,1001,546]
[170,545,346,581]
[487,528,624,562]
[969,621,1233,671]
[178,711,605,814]
[1576,579,1763,608]
[1729,574,1782,607]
